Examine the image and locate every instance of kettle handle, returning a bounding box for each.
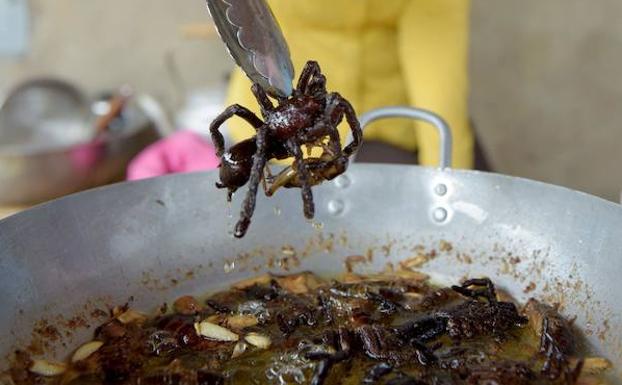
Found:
[351,106,453,169]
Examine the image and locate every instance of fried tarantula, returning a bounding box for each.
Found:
[210,60,362,238]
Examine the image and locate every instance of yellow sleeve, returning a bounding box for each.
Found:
[398,0,474,169]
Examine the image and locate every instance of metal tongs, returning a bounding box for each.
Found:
[206,0,295,99]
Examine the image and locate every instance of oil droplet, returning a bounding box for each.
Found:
[226,201,234,235]
[327,200,345,216]
[224,260,236,273]
[312,221,324,230]
[226,201,233,219]
[334,175,351,189]
[434,183,448,196]
[432,207,448,223]
[281,245,296,256]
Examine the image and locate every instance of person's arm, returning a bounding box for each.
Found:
[398,0,474,168]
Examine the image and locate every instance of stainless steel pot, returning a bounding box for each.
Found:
[0,79,162,205]
[0,108,620,381]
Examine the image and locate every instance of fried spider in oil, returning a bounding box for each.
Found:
[210,61,362,238]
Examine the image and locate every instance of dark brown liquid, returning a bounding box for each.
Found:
[6,272,609,385]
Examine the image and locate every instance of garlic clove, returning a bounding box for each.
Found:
[231,341,248,358]
[232,274,273,290]
[29,359,67,377]
[226,314,259,329]
[71,341,104,362]
[116,309,147,324]
[581,357,612,375]
[194,320,239,342]
[244,332,271,349]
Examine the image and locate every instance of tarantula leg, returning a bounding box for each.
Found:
[321,95,346,155]
[451,278,498,302]
[411,339,437,366]
[267,153,349,196]
[209,104,263,157]
[524,299,578,381]
[251,83,274,118]
[330,94,363,157]
[310,359,332,385]
[299,120,328,143]
[320,142,336,157]
[308,74,327,96]
[234,125,268,238]
[321,92,361,157]
[287,140,315,219]
[297,60,323,94]
[362,363,393,384]
[264,163,274,179]
[261,174,269,195]
[261,164,277,195]
[298,119,341,165]
[540,317,582,382]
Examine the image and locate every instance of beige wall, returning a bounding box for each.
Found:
[0,0,232,114]
[1,0,621,200]
[470,0,622,201]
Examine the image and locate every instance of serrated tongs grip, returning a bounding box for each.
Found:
[206,0,295,98]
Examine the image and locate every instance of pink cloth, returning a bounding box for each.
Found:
[69,138,106,172]
[127,130,220,181]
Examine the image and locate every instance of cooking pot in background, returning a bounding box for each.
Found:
[0,78,165,205]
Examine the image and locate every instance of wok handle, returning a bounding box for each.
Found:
[353,107,453,169]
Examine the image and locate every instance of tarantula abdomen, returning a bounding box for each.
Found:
[215,138,256,199]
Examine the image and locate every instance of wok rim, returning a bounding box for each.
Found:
[1,163,620,226]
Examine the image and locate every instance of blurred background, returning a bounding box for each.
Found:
[0,0,621,217]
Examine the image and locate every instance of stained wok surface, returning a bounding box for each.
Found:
[9,272,609,384]
[0,165,620,382]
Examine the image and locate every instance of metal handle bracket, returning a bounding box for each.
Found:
[351,106,453,169]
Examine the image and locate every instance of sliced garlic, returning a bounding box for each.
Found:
[393,269,429,282]
[117,309,147,324]
[341,273,364,283]
[231,341,248,358]
[71,341,104,362]
[277,272,324,294]
[582,357,612,374]
[206,314,222,323]
[227,314,259,329]
[232,274,273,290]
[344,255,368,273]
[403,292,424,300]
[194,320,239,341]
[277,275,309,294]
[29,359,67,377]
[111,306,124,317]
[244,332,271,349]
[399,255,428,270]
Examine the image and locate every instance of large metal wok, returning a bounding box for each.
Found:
[0,108,620,381]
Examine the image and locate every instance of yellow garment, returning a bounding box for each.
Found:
[225,0,473,168]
